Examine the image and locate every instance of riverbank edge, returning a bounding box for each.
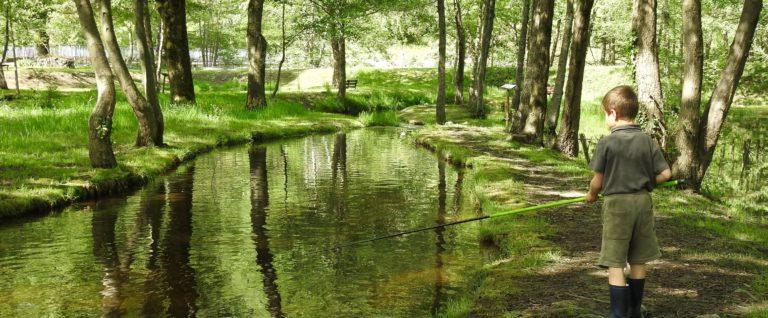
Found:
[411,124,768,317]
[411,125,574,316]
[1,117,362,221]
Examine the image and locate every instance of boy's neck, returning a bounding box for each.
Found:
[613,119,635,128]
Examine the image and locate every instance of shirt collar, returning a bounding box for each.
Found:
[610,124,642,134]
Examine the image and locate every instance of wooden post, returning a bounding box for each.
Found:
[505,92,511,126]
[579,133,590,163]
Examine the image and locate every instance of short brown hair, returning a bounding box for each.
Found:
[602,85,639,119]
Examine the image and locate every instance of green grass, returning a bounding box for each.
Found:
[357,110,399,127]
[0,82,362,218]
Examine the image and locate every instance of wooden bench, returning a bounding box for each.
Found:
[160,72,169,93]
[345,79,358,89]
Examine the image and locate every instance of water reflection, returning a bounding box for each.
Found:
[431,159,447,316]
[249,146,285,318]
[163,165,198,317]
[91,199,127,317]
[0,129,484,317]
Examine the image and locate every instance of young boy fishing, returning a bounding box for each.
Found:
[585,86,672,318]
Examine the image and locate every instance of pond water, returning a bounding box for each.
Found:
[0,128,491,317]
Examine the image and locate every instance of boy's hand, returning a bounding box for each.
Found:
[586,191,599,203]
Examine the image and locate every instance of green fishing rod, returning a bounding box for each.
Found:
[328,180,684,252]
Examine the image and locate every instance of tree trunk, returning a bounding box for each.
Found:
[509,0,530,131]
[271,2,287,98]
[519,0,555,144]
[601,38,607,64]
[469,0,496,118]
[545,0,574,139]
[436,0,447,124]
[671,0,703,181]
[136,0,164,145]
[0,11,9,90]
[156,0,195,103]
[331,30,347,103]
[155,19,164,86]
[246,0,268,110]
[35,9,50,57]
[691,0,761,186]
[556,0,594,156]
[10,19,17,95]
[549,18,561,69]
[98,0,160,147]
[632,0,668,149]
[73,0,118,168]
[453,0,466,106]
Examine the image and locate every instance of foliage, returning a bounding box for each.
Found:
[357,110,399,127]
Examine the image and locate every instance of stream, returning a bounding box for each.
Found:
[0,128,493,317]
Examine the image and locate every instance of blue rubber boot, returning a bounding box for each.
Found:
[627,278,646,318]
[608,285,629,318]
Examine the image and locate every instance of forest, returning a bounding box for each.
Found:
[0,0,766,317]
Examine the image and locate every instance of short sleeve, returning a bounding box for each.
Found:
[651,140,670,174]
[589,138,607,173]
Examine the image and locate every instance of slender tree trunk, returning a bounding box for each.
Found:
[155,19,164,85]
[156,0,195,103]
[0,10,9,90]
[10,19,17,95]
[469,0,496,118]
[549,18,561,69]
[437,0,447,124]
[519,0,555,144]
[509,0,530,131]
[272,2,287,98]
[136,0,164,145]
[632,0,668,149]
[73,0,117,168]
[246,0,268,110]
[98,0,159,147]
[453,0,466,106]
[545,0,574,139]
[692,0,761,186]
[556,0,594,156]
[35,9,50,57]
[330,28,347,103]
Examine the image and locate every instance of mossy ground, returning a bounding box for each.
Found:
[408,105,768,317]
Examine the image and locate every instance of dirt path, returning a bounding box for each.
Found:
[420,125,767,317]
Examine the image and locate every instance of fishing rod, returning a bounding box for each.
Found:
[327,179,685,252]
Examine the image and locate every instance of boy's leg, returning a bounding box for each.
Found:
[608,267,627,286]
[628,263,646,279]
[627,263,647,318]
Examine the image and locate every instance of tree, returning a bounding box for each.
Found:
[672,0,762,187]
[97,0,162,147]
[555,0,594,156]
[468,0,496,118]
[436,0,447,124]
[156,0,195,103]
[271,2,287,98]
[135,0,164,145]
[518,0,555,143]
[508,0,530,130]
[632,0,668,148]
[246,0,268,110]
[72,0,117,168]
[0,6,9,90]
[452,0,466,106]
[545,0,574,139]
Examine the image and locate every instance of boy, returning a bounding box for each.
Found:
[586,86,672,318]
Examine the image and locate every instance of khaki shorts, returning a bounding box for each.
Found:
[598,191,661,268]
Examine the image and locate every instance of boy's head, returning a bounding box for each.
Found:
[602,85,639,127]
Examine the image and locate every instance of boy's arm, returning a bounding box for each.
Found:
[586,172,603,203]
[655,168,672,184]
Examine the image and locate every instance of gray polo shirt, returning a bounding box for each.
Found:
[589,124,670,195]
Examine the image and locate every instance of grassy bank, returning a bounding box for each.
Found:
[405,105,767,317]
[0,87,363,219]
